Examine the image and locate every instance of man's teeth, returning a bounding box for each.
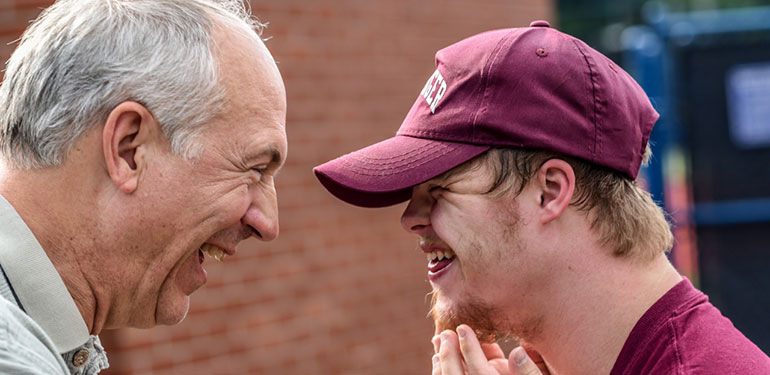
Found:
[426,249,456,262]
[201,243,227,262]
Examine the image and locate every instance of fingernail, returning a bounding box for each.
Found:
[432,353,440,366]
[440,332,448,343]
[457,326,467,338]
[513,346,527,366]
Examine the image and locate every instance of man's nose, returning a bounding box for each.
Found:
[242,182,279,241]
[400,186,433,235]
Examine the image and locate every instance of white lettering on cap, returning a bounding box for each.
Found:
[420,69,447,113]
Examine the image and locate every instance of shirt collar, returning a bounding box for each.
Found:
[0,194,90,353]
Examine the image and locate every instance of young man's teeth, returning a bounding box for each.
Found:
[426,249,456,262]
[201,243,226,262]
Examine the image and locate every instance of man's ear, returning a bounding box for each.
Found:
[535,159,575,224]
[102,101,159,194]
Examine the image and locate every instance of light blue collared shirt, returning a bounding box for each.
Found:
[0,194,108,374]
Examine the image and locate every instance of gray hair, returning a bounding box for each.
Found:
[0,0,264,168]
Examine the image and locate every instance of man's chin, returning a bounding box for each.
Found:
[430,291,547,346]
[429,290,502,343]
[155,296,190,326]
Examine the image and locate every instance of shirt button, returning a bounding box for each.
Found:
[72,349,89,367]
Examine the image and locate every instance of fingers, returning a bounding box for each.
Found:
[432,353,442,375]
[519,340,545,365]
[480,342,506,360]
[456,324,496,373]
[508,346,542,375]
[481,343,509,374]
[432,334,442,375]
[432,325,510,375]
[438,330,465,374]
[519,340,550,374]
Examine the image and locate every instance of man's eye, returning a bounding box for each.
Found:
[251,167,268,179]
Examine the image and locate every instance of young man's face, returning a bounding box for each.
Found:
[400,155,546,341]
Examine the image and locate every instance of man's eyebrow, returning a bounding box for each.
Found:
[245,147,282,165]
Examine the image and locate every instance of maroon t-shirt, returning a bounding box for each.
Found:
[611,278,770,374]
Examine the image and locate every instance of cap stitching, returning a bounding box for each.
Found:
[339,144,457,176]
[570,38,600,161]
[349,141,451,164]
[402,129,481,143]
[403,128,526,146]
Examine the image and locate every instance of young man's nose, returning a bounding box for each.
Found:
[400,186,433,234]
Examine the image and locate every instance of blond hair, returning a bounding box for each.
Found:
[483,146,673,260]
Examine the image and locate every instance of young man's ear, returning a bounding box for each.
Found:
[102,101,159,194]
[535,159,575,224]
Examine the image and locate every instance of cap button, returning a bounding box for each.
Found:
[529,20,550,28]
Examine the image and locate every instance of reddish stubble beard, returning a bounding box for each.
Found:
[429,284,547,346]
[430,287,509,343]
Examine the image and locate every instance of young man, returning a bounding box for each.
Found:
[0,0,286,373]
[314,21,770,374]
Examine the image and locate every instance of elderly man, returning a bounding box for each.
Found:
[314,21,770,374]
[0,0,286,373]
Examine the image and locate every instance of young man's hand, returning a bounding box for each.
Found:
[431,325,549,375]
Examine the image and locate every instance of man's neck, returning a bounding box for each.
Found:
[526,253,682,375]
[0,159,108,335]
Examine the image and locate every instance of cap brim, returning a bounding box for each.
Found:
[313,135,490,208]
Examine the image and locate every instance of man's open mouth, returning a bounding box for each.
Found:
[199,243,228,262]
[427,249,456,273]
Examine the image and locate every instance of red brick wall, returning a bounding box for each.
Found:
[0,1,553,374]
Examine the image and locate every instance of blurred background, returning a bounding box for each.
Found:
[0,0,768,374]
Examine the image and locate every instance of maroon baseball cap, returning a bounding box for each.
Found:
[314,20,659,208]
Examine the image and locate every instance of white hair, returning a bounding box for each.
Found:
[0,0,264,168]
